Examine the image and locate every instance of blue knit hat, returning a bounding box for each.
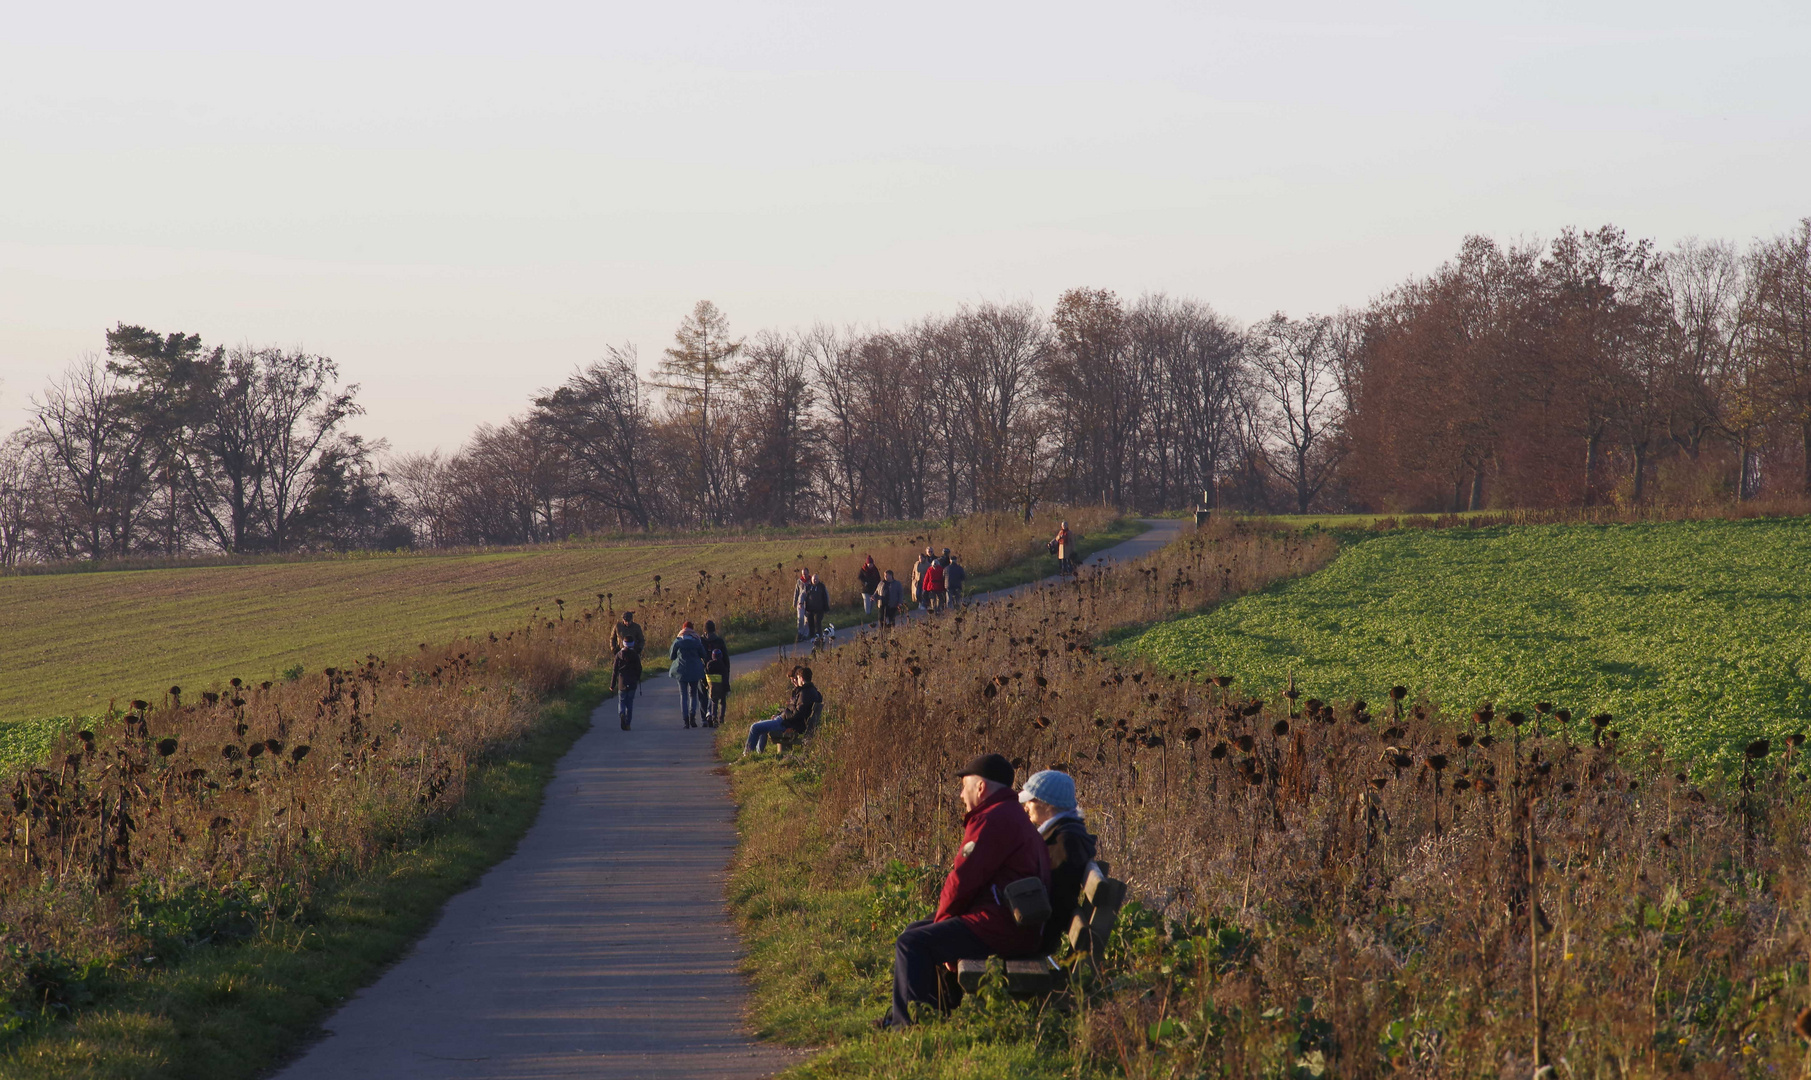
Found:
[1018,769,1077,810]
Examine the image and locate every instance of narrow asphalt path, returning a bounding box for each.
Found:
[272,518,1185,1080]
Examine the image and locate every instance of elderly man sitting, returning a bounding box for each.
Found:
[877,753,1051,1028]
[1018,770,1098,955]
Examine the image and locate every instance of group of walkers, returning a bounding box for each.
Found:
[608,611,731,731]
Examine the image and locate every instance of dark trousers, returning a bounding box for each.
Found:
[806,610,824,638]
[889,918,992,1026]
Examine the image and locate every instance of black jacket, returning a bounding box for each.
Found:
[611,650,643,691]
[700,633,729,674]
[778,682,824,732]
[805,581,830,613]
[1039,814,1098,954]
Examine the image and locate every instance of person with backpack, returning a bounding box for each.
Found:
[704,645,731,728]
[944,555,967,607]
[858,556,882,619]
[879,569,905,628]
[610,644,642,731]
[921,558,946,613]
[804,572,831,640]
[700,620,729,671]
[668,621,707,728]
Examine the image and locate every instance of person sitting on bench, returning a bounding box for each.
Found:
[876,753,1051,1028]
[1018,769,1098,954]
[742,665,822,755]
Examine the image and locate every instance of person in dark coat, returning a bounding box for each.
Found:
[704,645,731,728]
[610,644,642,731]
[943,556,967,607]
[804,573,830,640]
[857,556,882,617]
[1018,770,1097,955]
[878,754,1052,1028]
[879,570,904,628]
[743,666,823,754]
[668,621,707,728]
[700,621,729,675]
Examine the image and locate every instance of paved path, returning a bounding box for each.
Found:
[273,519,1185,1080]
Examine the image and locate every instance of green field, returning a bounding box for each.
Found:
[0,534,873,735]
[1127,517,1811,765]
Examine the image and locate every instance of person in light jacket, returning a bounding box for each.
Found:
[668,621,707,728]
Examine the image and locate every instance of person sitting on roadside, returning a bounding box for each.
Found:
[610,644,642,732]
[743,665,823,755]
[1018,770,1097,955]
[879,570,904,628]
[877,753,1051,1028]
[611,610,645,655]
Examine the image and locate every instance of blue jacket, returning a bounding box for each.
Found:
[668,632,706,682]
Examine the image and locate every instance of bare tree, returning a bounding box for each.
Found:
[1248,314,1348,513]
[31,356,152,559]
[534,346,658,531]
[652,301,743,525]
[1747,219,1811,494]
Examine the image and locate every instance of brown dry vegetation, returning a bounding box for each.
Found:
[738,519,1811,1077]
[0,508,1103,1047]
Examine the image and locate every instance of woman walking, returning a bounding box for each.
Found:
[610,643,642,731]
[858,555,882,620]
[668,621,707,728]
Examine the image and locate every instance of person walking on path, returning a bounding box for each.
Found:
[879,570,904,628]
[742,665,823,755]
[910,547,932,608]
[609,644,642,731]
[1053,521,1073,574]
[611,610,645,656]
[804,572,830,641]
[668,621,707,728]
[857,556,882,619]
[878,753,1051,1028]
[921,558,946,613]
[704,644,731,728]
[793,570,812,641]
[944,554,967,607]
[700,620,729,673]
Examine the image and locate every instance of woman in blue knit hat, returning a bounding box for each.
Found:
[1018,769,1097,955]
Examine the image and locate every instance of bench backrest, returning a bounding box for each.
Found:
[1066,860,1128,957]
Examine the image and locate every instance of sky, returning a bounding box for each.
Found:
[1,0,1806,455]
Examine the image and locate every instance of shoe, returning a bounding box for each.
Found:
[872,1012,901,1030]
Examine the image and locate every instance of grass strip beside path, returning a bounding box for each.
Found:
[0,669,609,1080]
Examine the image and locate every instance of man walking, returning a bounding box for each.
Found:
[610,644,642,731]
[944,554,967,607]
[879,569,904,628]
[858,556,882,619]
[611,610,645,656]
[804,572,830,641]
[877,753,1050,1028]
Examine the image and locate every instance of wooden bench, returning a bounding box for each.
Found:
[956,860,1128,998]
[771,700,824,753]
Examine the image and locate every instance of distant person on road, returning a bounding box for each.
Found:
[804,572,830,640]
[742,665,823,755]
[858,556,882,618]
[793,570,812,641]
[943,555,967,607]
[877,753,1051,1028]
[610,644,642,731]
[879,570,904,628]
[668,621,707,728]
[704,645,731,728]
[910,547,932,607]
[921,558,946,612]
[611,611,645,656]
[1018,770,1097,955]
[1053,521,1073,574]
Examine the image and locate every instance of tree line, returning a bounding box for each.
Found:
[2,217,1807,564]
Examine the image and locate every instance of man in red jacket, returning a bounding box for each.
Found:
[878,753,1052,1028]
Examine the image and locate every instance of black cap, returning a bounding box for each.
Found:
[955,753,1014,788]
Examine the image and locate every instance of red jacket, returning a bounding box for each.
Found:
[923,563,945,591]
[934,785,1052,955]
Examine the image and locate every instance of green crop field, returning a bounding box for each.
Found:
[1127,517,1811,765]
[0,533,881,751]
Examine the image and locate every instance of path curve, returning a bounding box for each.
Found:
[272,518,1186,1079]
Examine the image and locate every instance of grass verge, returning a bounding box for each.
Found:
[0,667,610,1080]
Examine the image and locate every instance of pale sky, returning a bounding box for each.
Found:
[2,0,1806,455]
